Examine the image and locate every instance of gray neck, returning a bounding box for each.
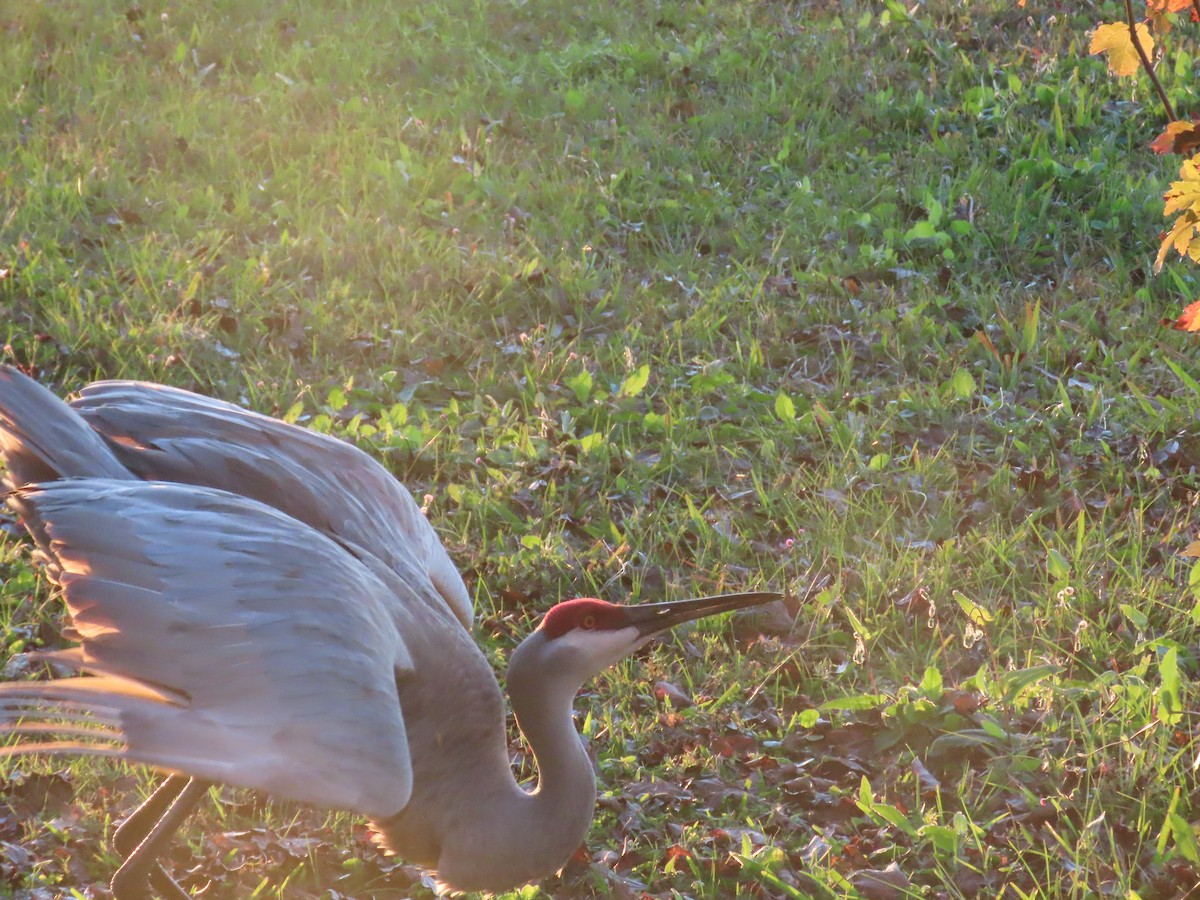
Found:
[432,634,597,893]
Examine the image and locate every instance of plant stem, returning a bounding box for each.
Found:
[1126,0,1176,121]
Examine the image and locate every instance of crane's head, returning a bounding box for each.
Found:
[511,591,783,691]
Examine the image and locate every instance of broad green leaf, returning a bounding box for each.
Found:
[919,666,943,698]
[843,604,872,640]
[869,802,919,837]
[1158,788,1183,859]
[881,0,913,22]
[905,220,949,246]
[774,392,796,421]
[998,664,1062,705]
[921,824,958,856]
[1158,647,1182,725]
[946,367,975,400]
[954,590,993,625]
[1047,548,1070,580]
[689,369,737,395]
[980,717,1008,739]
[1120,603,1149,632]
[923,196,943,226]
[642,411,668,433]
[867,452,890,471]
[1170,812,1200,865]
[577,432,607,455]
[618,364,650,398]
[1190,561,1200,600]
[564,87,586,113]
[565,370,593,403]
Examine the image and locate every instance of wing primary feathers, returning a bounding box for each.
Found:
[3,478,416,818]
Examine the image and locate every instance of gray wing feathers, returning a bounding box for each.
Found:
[2,480,416,818]
[0,368,130,488]
[72,382,473,630]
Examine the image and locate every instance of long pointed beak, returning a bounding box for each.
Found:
[623,591,783,638]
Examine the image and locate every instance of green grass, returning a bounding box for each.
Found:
[3,0,1200,896]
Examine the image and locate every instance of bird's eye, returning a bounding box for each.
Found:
[580,614,597,630]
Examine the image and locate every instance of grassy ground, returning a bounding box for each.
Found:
[2,0,1200,896]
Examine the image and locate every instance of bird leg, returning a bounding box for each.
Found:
[113,775,192,899]
[111,776,211,900]
[114,775,190,856]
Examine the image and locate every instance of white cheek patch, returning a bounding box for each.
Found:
[554,625,643,672]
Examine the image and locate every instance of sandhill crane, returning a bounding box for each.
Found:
[0,365,780,898]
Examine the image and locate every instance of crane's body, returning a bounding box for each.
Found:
[0,365,779,896]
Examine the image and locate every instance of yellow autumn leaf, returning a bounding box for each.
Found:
[1182,539,1200,557]
[1157,155,1200,271]
[1156,213,1199,272]
[1163,156,1200,216]
[1089,22,1153,77]
[1162,189,1200,220]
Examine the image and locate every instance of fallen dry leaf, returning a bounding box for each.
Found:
[911,757,941,795]
[653,681,694,709]
[849,861,912,900]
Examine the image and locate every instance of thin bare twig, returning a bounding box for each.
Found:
[1126,0,1176,121]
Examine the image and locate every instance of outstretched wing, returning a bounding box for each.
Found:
[0,479,415,819]
[69,381,472,630]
